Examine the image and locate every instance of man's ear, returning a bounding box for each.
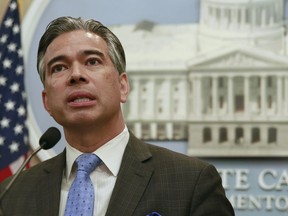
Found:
[42,90,52,115]
[119,72,129,103]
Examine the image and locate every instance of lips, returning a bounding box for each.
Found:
[67,91,96,106]
[73,97,92,103]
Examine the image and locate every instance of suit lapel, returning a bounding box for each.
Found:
[35,151,66,216]
[105,133,154,216]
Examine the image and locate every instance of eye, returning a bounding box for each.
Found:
[86,58,100,66]
[51,64,66,73]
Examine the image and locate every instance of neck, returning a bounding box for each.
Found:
[63,119,126,153]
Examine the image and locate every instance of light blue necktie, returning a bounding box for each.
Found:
[64,153,101,216]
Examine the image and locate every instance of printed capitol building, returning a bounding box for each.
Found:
[111,0,288,157]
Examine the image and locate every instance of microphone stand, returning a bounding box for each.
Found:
[0,145,42,216]
[0,127,61,216]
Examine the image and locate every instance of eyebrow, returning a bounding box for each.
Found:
[83,49,105,58]
[46,55,66,70]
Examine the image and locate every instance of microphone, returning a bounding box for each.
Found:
[0,127,61,215]
[39,127,61,150]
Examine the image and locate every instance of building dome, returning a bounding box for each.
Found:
[199,0,285,52]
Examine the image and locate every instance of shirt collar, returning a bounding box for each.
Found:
[65,126,129,181]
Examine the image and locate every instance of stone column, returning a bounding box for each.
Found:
[251,7,256,27]
[212,125,218,146]
[134,122,142,138]
[212,76,218,115]
[228,76,234,115]
[241,7,246,26]
[285,76,288,115]
[130,78,140,118]
[261,7,267,27]
[244,76,250,115]
[166,78,172,118]
[277,75,283,115]
[150,78,156,119]
[261,125,268,145]
[166,122,173,140]
[211,6,216,26]
[150,122,157,140]
[231,8,237,29]
[195,76,203,116]
[188,78,194,115]
[245,125,251,146]
[260,75,267,115]
[228,126,234,145]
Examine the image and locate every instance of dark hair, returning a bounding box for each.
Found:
[37,16,126,84]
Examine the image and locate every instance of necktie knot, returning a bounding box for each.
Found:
[76,153,101,174]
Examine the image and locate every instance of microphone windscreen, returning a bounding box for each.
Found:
[39,127,61,150]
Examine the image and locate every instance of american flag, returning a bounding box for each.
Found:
[0,0,29,182]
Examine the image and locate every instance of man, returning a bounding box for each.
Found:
[0,16,234,216]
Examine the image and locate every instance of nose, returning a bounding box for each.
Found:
[68,64,88,85]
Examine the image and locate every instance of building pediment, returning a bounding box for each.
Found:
[187,45,288,70]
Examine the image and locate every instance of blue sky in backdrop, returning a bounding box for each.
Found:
[43,0,201,25]
[43,0,288,27]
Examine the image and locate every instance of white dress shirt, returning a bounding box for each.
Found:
[58,126,129,216]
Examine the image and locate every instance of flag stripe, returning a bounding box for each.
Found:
[0,167,12,182]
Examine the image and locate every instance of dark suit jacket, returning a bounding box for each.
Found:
[0,133,234,216]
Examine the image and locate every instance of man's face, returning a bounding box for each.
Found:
[42,30,129,129]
